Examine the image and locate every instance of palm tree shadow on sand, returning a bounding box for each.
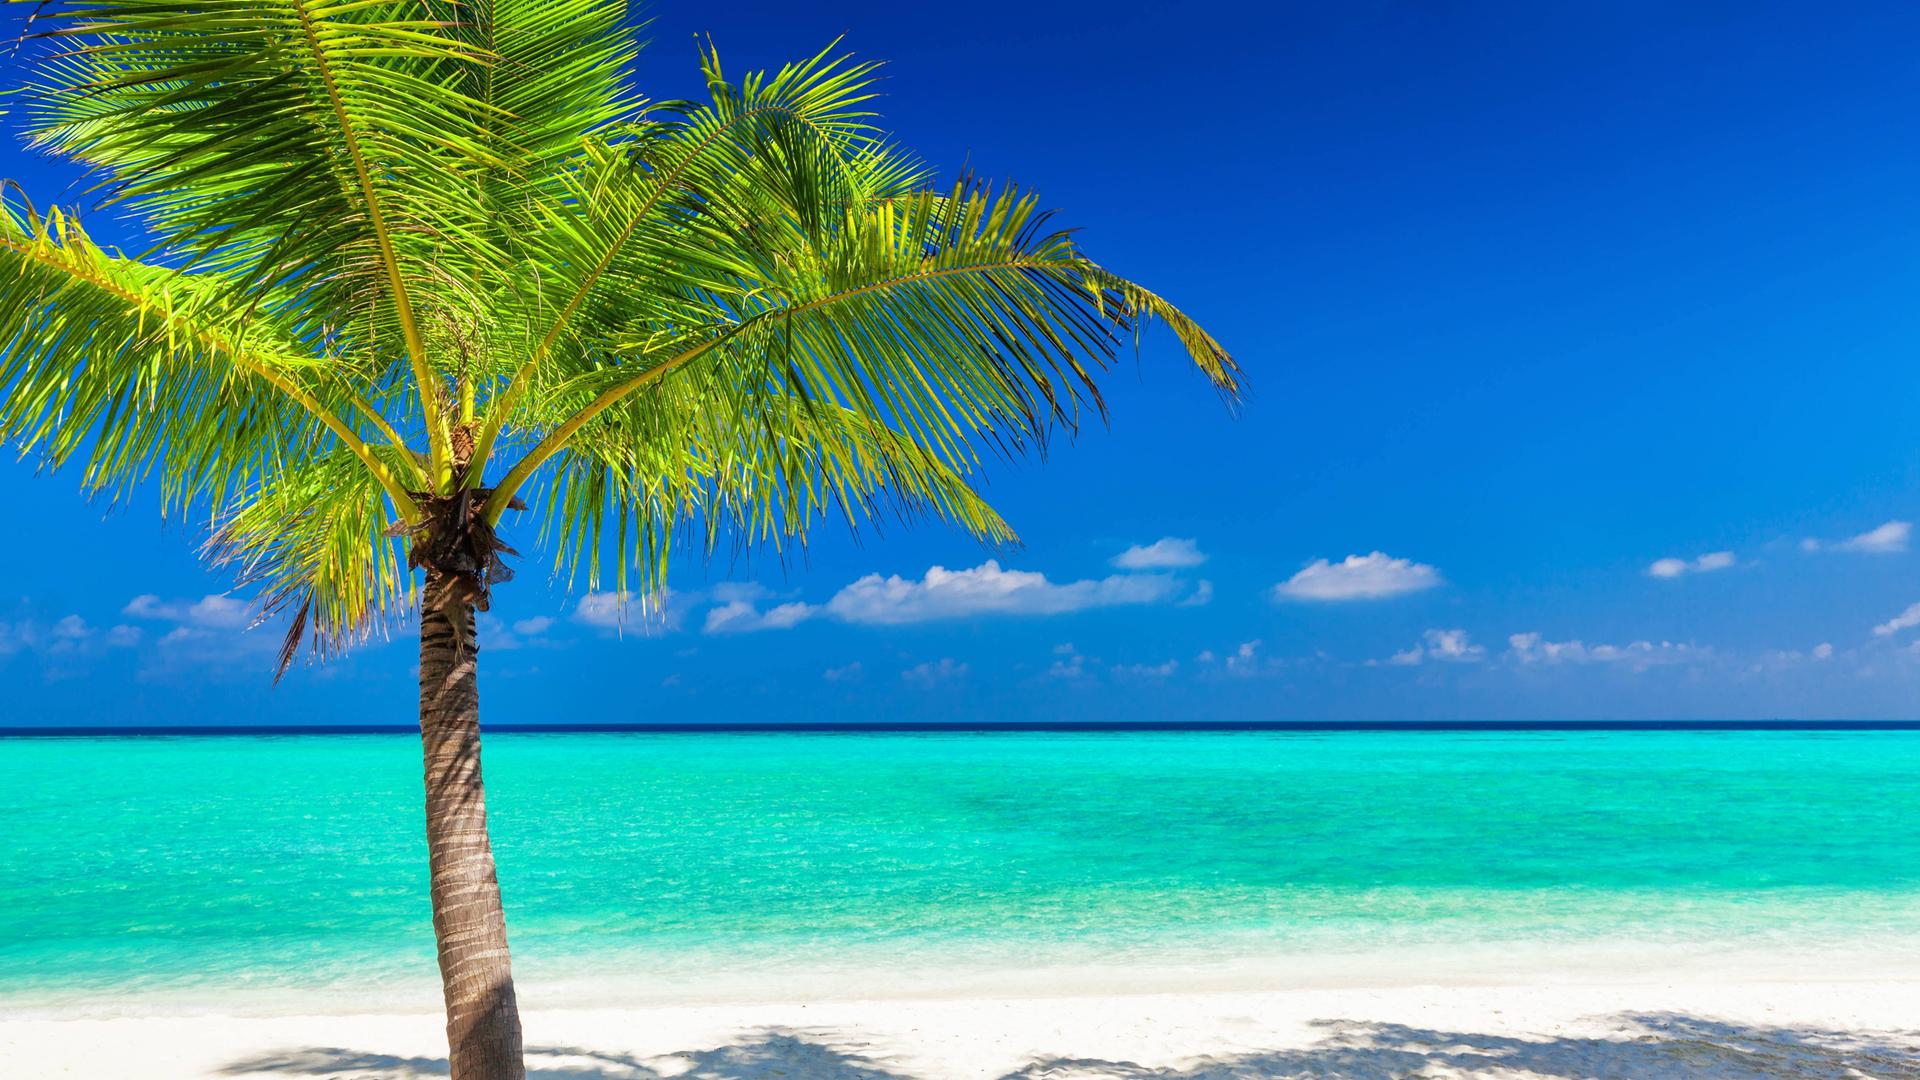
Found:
[218,1013,1920,1079]
[218,1030,913,1080]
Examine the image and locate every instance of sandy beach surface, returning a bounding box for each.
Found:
[6,978,1920,1079]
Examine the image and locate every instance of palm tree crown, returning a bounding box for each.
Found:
[2,0,1240,666]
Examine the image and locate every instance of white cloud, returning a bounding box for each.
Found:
[1226,640,1263,674]
[902,657,968,685]
[575,593,625,629]
[1046,643,1088,680]
[39,615,94,656]
[1805,521,1911,555]
[135,609,282,674]
[1507,632,1702,670]
[701,585,818,634]
[1424,628,1484,661]
[583,561,1197,637]
[1114,659,1179,678]
[484,613,560,651]
[123,593,251,629]
[825,560,1179,625]
[188,596,250,628]
[512,616,554,637]
[823,661,863,683]
[121,595,169,620]
[1387,628,1487,665]
[576,591,622,626]
[476,614,524,651]
[1508,633,1578,664]
[1179,580,1214,607]
[1839,521,1911,554]
[1197,639,1267,676]
[1272,552,1441,601]
[704,598,818,634]
[1112,537,1207,570]
[1757,642,1838,670]
[575,589,686,634]
[757,603,818,630]
[1874,602,1920,637]
[1648,551,1735,578]
[116,593,274,672]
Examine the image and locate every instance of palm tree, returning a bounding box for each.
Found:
[1,2,1239,1077]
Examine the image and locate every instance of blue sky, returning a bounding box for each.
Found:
[4,2,1920,725]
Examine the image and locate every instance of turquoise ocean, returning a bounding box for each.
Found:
[3,729,1918,1011]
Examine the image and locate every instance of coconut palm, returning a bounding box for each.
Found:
[1,2,1239,1077]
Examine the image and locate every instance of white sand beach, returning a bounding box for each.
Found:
[6,977,1920,1079]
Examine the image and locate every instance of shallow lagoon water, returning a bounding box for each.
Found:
[3,730,1917,1007]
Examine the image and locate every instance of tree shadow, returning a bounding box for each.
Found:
[999,1013,1920,1079]
[670,1031,916,1080]
[219,1012,1920,1080]
[219,1029,914,1080]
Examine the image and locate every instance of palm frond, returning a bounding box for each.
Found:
[0,187,421,514]
[545,390,1015,595]
[453,0,646,191]
[206,445,414,674]
[486,176,1239,522]
[465,39,904,476]
[20,0,506,477]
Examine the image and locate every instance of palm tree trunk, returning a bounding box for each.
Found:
[418,570,526,1080]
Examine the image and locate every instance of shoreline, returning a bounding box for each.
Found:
[5,978,1918,1079]
[11,936,1920,1020]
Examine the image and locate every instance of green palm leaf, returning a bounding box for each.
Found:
[485,175,1238,521]
[546,390,1015,597]
[206,444,416,670]
[0,186,419,514]
[23,0,504,480]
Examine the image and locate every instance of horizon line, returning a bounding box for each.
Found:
[4,719,1919,737]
